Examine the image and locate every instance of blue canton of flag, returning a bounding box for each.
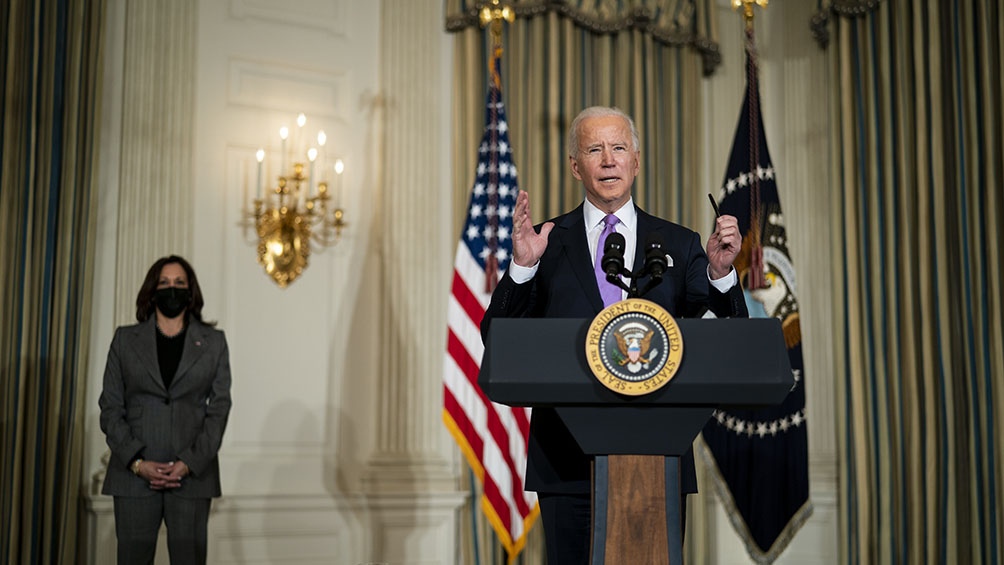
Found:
[698,40,813,564]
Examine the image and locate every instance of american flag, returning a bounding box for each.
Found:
[442,49,537,560]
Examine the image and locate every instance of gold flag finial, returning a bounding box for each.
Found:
[732,0,767,28]
[479,0,515,46]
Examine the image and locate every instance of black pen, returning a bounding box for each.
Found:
[708,193,721,218]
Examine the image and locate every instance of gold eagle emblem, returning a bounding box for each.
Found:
[615,329,654,366]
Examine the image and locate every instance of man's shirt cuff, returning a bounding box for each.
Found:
[709,266,738,293]
[508,261,538,284]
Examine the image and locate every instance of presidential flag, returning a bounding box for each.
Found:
[697,30,813,563]
[442,47,537,561]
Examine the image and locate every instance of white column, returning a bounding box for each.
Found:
[113,0,197,324]
[362,0,465,562]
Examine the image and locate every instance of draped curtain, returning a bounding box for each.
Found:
[0,0,104,562]
[449,0,720,233]
[446,1,718,562]
[817,0,1004,562]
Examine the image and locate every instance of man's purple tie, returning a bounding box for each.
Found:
[595,214,621,307]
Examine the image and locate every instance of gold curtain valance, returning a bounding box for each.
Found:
[444,0,722,75]
[810,0,882,47]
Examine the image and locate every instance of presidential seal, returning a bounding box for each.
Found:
[585,298,683,396]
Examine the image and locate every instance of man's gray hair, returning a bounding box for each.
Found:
[566,106,640,158]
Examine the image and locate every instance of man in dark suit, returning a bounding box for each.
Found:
[480,106,748,563]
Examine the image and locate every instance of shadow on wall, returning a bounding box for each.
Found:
[226,400,324,563]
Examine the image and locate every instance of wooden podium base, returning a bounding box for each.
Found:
[591,455,683,565]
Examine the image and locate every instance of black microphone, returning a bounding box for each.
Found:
[601,232,626,277]
[643,232,668,279]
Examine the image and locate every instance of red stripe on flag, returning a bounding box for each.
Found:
[443,391,514,537]
[443,388,484,467]
[452,270,486,327]
[447,331,532,519]
[512,405,530,440]
[481,461,513,534]
[447,329,481,387]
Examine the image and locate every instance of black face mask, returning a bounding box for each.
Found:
[154,287,191,318]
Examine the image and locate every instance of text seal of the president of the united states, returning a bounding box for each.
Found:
[585,298,683,396]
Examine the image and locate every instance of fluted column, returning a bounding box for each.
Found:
[113,0,196,324]
[362,0,457,491]
[359,1,463,562]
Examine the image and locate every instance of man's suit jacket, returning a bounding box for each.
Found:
[99,316,232,499]
[480,203,748,495]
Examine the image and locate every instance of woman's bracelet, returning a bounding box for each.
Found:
[131,458,143,475]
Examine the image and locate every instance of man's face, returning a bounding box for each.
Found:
[569,115,640,213]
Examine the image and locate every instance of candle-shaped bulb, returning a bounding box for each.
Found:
[333,159,345,207]
[308,148,318,198]
[317,130,326,146]
[294,115,307,168]
[279,127,289,177]
[255,148,265,200]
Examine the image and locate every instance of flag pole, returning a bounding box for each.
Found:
[477,0,515,293]
[479,0,515,47]
[732,0,769,289]
[733,0,768,28]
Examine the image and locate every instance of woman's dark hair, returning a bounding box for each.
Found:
[135,255,210,323]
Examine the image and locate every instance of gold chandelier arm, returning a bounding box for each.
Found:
[310,208,346,247]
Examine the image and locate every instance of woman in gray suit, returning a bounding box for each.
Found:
[99,255,232,564]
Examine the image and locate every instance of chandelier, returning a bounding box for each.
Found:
[245,113,347,288]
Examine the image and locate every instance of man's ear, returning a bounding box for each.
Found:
[570,156,582,180]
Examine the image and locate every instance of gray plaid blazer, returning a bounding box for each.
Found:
[99,317,232,498]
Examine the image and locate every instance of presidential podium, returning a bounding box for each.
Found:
[479,317,793,565]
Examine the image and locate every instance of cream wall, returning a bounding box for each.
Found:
[82,0,838,563]
[83,1,461,563]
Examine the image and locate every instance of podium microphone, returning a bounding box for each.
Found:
[643,232,668,279]
[635,232,668,298]
[601,232,626,279]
